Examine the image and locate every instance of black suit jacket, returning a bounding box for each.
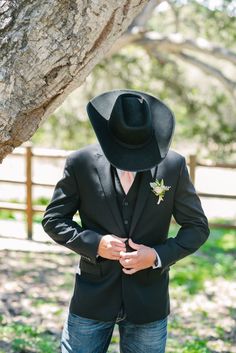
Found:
[42,143,209,324]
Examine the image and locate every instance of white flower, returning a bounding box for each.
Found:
[150,179,171,204]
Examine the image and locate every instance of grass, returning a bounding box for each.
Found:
[167,337,212,353]
[0,318,59,353]
[0,197,50,224]
[0,226,235,353]
[168,226,235,294]
[0,210,16,220]
[182,340,212,353]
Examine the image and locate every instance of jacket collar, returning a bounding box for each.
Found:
[95,151,126,235]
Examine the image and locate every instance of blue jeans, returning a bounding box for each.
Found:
[61,311,168,353]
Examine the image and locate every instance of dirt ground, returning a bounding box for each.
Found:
[0,246,235,353]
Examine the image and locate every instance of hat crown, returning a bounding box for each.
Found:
[109,93,153,147]
[86,88,175,171]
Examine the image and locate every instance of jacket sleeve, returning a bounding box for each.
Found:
[154,157,210,271]
[41,156,103,264]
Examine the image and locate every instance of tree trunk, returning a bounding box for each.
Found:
[0,0,148,161]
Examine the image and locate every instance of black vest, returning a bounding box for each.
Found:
[111,167,142,236]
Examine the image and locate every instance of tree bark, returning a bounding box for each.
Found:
[0,0,148,161]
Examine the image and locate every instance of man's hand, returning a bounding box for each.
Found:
[98,234,127,260]
[119,238,157,274]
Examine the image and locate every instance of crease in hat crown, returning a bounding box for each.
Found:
[108,93,154,148]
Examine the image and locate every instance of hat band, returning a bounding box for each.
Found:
[109,127,154,150]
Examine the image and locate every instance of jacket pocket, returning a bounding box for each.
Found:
[147,265,170,281]
[79,258,101,276]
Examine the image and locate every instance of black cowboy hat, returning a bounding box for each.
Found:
[86,89,175,171]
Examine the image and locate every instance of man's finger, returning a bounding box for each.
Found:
[120,251,138,259]
[122,267,137,275]
[111,251,122,257]
[120,258,138,267]
[111,253,121,260]
[123,258,134,264]
[113,248,126,254]
[121,262,138,269]
[129,238,142,250]
[111,241,126,247]
[110,240,127,247]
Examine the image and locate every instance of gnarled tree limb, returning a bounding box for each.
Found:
[179,53,236,96]
[0,0,149,161]
[139,32,236,66]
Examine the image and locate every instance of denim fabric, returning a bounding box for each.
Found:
[61,311,168,353]
[118,316,168,353]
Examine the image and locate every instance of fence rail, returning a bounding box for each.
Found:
[0,145,236,239]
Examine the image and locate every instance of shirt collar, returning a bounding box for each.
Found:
[116,169,136,178]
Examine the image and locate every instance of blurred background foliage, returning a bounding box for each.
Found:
[32,0,236,161]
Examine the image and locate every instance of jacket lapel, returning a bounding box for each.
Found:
[95,152,126,236]
[129,166,158,236]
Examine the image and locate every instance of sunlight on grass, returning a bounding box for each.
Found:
[203,229,236,251]
[182,340,211,353]
[168,226,236,294]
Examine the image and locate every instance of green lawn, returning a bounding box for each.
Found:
[0,226,235,353]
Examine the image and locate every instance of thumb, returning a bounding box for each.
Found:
[129,238,141,250]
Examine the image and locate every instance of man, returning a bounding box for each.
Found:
[42,89,209,353]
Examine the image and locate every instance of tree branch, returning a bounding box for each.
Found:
[138,32,236,66]
[0,0,149,161]
[128,0,164,30]
[179,52,236,96]
[110,31,236,68]
[109,29,236,96]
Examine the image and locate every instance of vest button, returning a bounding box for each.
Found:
[124,220,128,225]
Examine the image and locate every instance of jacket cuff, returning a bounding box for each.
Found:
[66,230,103,264]
[152,249,162,269]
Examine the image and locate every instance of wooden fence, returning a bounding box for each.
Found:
[0,144,236,239]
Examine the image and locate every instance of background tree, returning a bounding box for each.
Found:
[0,0,149,161]
[34,0,236,161]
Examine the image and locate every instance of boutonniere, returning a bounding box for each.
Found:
[150,179,171,204]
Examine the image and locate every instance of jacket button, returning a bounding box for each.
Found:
[124,220,128,225]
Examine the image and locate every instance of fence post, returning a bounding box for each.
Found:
[26,143,33,240]
[189,154,196,185]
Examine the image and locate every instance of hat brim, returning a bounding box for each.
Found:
[87,89,175,171]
